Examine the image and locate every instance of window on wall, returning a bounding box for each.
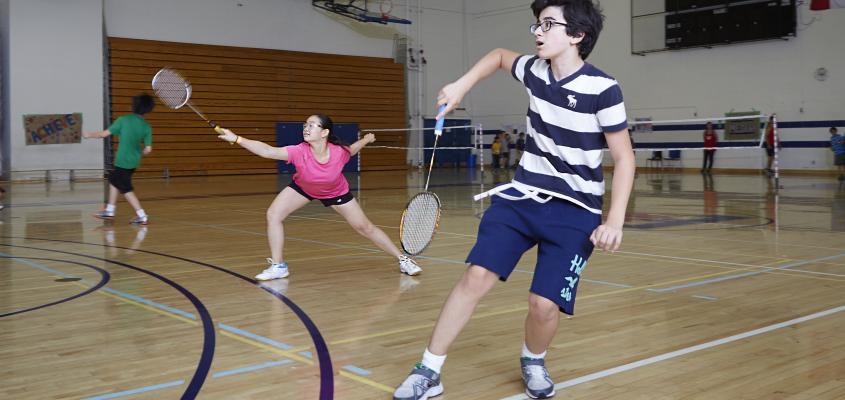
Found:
[632,0,796,55]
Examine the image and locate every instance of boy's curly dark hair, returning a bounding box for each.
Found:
[132,93,155,115]
[531,0,604,60]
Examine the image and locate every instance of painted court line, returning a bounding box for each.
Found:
[500,303,845,400]
[212,360,294,378]
[219,323,293,350]
[342,365,372,376]
[650,252,845,292]
[83,380,185,400]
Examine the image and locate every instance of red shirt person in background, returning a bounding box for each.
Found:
[702,121,717,173]
[764,115,776,174]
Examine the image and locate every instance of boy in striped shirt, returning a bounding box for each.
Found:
[394,1,634,399]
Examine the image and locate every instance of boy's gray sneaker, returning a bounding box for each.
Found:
[393,363,443,400]
[521,357,555,399]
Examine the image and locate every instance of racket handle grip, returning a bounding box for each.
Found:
[212,124,224,134]
[434,104,446,136]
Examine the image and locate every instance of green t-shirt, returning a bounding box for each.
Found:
[109,114,152,169]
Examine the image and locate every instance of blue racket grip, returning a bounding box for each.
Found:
[434,104,447,136]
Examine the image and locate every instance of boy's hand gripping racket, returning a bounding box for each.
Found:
[151,68,224,134]
[399,105,446,256]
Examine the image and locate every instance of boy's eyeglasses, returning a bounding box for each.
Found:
[529,20,568,34]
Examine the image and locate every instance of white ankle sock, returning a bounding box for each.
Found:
[421,348,446,374]
[136,209,147,219]
[105,204,116,213]
[522,343,547,359]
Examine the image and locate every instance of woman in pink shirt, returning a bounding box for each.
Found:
[218,114,421,280]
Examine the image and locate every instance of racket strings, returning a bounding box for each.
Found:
[152,69,191,109]
[401,193,440,255]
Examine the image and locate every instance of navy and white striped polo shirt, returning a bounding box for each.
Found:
[508,55,627,215]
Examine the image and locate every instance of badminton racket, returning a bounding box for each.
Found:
[151,67,223,133]
[399,104,446,255]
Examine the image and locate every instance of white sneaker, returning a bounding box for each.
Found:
[399,255,422,276]
[255,258,289,280]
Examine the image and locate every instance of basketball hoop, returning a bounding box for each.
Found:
[379,0,394,20]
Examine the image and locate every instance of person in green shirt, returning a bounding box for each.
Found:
[83,93,154,225]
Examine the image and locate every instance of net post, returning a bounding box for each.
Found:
[478,123,484,175]
[772,113,779,191]
[357,129,361,173]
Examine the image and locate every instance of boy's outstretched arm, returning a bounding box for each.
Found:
[591,129,635,252]
[82,130,111,139]
[436,48,520,119]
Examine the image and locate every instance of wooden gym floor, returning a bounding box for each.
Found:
[2,168,844,399]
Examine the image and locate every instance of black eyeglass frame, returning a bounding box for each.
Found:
[529,20,568,34]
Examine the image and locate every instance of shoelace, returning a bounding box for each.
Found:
[411,375,434,394]
[523,364,548,381]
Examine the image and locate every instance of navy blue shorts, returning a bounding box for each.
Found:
[466,189,601,315]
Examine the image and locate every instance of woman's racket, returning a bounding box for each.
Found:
[399,105,446,255]
[151,67,223,133]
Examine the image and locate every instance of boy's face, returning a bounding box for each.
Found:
[831,129,838,135]
[534,6,583,60]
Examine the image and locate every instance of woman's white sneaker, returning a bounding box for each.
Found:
[398,255,422,276]
[255,258,289,280]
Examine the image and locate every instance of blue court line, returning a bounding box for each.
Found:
[0,251,74,277]
[86,360,296,399]
[342,365,372,376]
[101,287,197,320]
[4,252,305,372]
[650,252,845,292]
[299,351,313,359]
[2,250,199,320]
[691,295,718,301]
[82,380,185,400]
[218,323,293,350]
[212,359,294,378]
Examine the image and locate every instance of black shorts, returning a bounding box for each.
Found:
[108,167,135,194]
[835,154,845,166]
[289,182,354,207]
[765,146,775,157]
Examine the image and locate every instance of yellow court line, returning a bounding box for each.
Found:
[108,251,384,283]
[322,258,823,347]
[222,331,394,393]
[219,330,314,365]
[338,370,395,393]
[82,283,199,326]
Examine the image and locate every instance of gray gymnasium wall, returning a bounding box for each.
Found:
[6,0,104,181]
[1,0,8,179]
[5,0,471,177]
[5,1,843,176]
[465,1,845,172]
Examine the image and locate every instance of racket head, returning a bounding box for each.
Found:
[400,191,442,256]
[151,68,192,109]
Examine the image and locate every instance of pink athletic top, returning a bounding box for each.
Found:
[285,142,351,198]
